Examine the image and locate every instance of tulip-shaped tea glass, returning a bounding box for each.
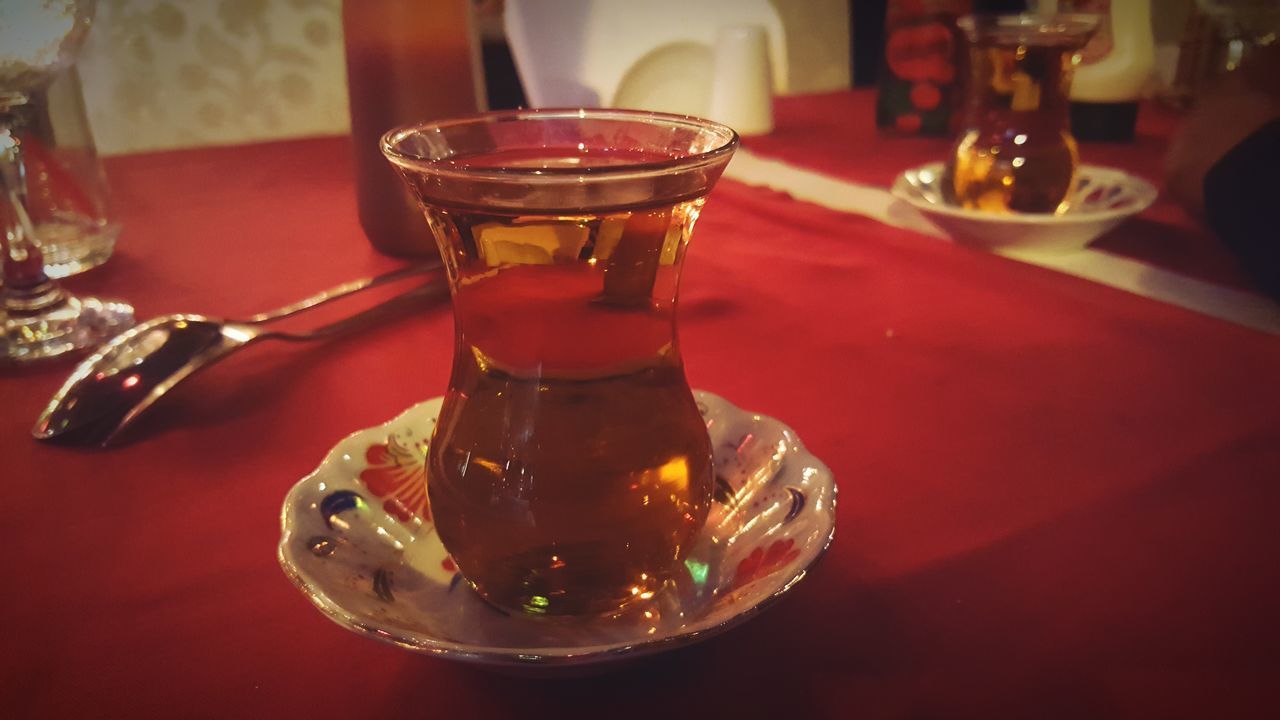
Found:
[382,110,738,616]
[945,14,1097,214]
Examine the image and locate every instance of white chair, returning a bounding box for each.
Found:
[503,0,788,116]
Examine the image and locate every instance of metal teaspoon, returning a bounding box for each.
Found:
[33,263,446,447]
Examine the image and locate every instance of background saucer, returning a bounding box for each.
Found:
[892,162,1158,253]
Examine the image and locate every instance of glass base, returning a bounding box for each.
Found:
[2,294,134,364]
[33,218,120,278]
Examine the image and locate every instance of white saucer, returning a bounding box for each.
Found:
[278,391,836,670]
[892,162,1158,253]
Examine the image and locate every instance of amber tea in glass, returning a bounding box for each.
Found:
[945,15,1097,214]
[382,110,737,616]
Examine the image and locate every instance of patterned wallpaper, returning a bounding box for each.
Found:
[79,0,350,155]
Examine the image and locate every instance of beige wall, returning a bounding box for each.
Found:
[80,0,350,155]
[771,0,851,94]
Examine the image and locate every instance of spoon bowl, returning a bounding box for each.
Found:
[33,264,446,447]
[32,315,254,446]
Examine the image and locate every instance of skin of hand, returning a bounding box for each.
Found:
[1165,43,1280,217]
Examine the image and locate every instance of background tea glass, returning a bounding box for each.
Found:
[944,14,1098,214]
[383,109,737,617]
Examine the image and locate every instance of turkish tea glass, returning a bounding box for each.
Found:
[944,14,1097,214]
[382,109,737,616]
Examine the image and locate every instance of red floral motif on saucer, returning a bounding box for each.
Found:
[358,436,429,522]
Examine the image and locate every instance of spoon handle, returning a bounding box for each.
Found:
[264,276,450,343]
[244,261,441,325]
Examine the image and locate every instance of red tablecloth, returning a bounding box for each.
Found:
[4,131,1279,718]
[747,91,1260,292]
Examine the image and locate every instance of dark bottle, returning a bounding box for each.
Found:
[343,0,486,256]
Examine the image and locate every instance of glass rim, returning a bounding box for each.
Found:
[958,13,1099,40]
[380,107,740,183]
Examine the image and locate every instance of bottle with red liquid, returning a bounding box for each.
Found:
[343,0,486,256]
[875,0,972,136]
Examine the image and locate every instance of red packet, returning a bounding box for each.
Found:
[875,0,971,136]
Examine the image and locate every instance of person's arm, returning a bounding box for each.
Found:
[1202,118,1280,300]
[1165,46,1280,300]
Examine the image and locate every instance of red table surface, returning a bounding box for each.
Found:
[3,135,1279,719]
[747,90,1261,292]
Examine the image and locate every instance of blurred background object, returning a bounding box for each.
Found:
[74,0,851,155]
[771,0,852,93]
[76,0,350,155]
[707,25,776,136]
[853,0,1202,102]
[1062,0,1156,142]
[19,66,120,277]
[852,0,1026,87]
[1,0,118,278]
[1196,0,1280,70]
[1171,0,1280,105]
[503,0,789,115]
[1165,41,1280,217]
[342,0,484,257]
[944,13,1098,213]
[1165,40,1280,297]
[1,0,134,363]
[57,0,1264,156]
[874,0,970,136]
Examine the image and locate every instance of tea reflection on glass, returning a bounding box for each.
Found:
[383,110,737,616]
[945,14,1097,214]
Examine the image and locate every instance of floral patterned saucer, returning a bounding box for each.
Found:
[278,391,836,670]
